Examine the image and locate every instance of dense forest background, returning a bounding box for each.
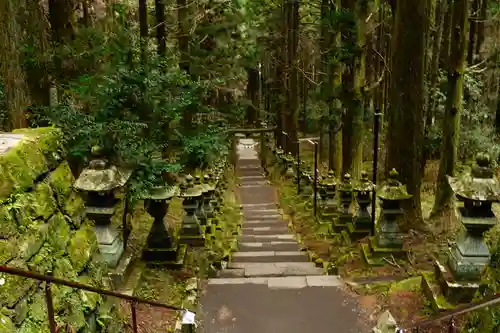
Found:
[1,0,500,253]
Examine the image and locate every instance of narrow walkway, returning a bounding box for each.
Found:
[200,139,369,333]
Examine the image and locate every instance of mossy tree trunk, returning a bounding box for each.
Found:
[439,1,452,67]
[423,0,448,175]
[327,0,342,175]
[245,67,260,126]
[155,0,167,57]
[386,0,427,228]
[432,0,468,216]
[0,0,29,129]
[341,0,367,179]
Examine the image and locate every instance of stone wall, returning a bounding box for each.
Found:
[0,128,122,333]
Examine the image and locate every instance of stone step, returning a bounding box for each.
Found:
[245,214,281,220]
[239,242,301,252]
[240,184,273,189]
[226,262,323,277]
[240,181,269,186]
[241,203,277,209]
[208,275,344,288]
[239,175,267,180]
[242,220,284,227]
[231,251,309,263]
[243,209,280,215]
[240,234,295,243]
[242,226,290,235]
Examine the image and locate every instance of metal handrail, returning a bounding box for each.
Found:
[0,265,187,333]
[402,291,500,331]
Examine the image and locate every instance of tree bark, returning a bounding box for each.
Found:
[245,67,260,125]
[386,0,427,227]
[439,1,452,67]
[467,0,478,65]
[155,0,167,57]
[0,0,29,129]
[432,0,468,215]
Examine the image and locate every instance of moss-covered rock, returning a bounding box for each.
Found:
[0,311,15,333]
[0,152,33,203]
[13,298,28,325]
[13,127,63,169]
[19,223,48,261]
[16,318,50,333]
[26,292,47,324]
[86,254,108,287]
[59,292,87,330]
[0,205,17,238]
[0,239,17,265]
[0,260,36,308]
[68,223,98,273]
[63,192,85,228]
[48,162,74,206]
[27,244,53,275]
[47,213,71,253]
[15,181,56,229]
[78,276,102,311]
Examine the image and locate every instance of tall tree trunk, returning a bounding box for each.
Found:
[440,2,452,67]
[387,0,427,227]
[432,0,468,215]
[423,0,447,174]
[328,0,343,175]
[467,0,478,65]
[139,0,148,63]
[0,0,29,129]
[155,0,167,57]
[245,67,260,125]
[48,0,75,44]
[475,0,486,59]
[341,0,366,179]
[177,0,194,131]
[286,0,299,155]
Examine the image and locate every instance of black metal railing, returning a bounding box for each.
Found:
[0,265,188,333]
[401,291,500,332]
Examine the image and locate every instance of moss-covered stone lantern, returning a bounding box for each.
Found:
[141,185,187,267]
[283,152,296,178]
[320,170,337,218]
[334,173,353,232]
[424,153,500,307]
[201,174,216,234]
[179,175,205,246]
[361,169,411,265]
[194,175,208,227]
[346,170,374,242]
[74,146,132,268]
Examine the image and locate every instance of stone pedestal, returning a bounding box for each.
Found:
[317,171,337,236]
[362,169,410,266]
[334,174,353,233]
[142,187,187,268]
[179,176,205,246]
[345,174,373,242]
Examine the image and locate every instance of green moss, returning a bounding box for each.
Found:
[19,223,48,260]
[0,260,36,308]
[0,239,17,265]
[59,292,87,330]
[86,254,108,287]
[0,205,17,238]
[47,213,71,252]
[27,291,47,324]
[17,319,50,333]
[388,276,422,294]
[15,181,56,229]
[63,192,85,227]
[27,244,54,275]
[77,276,102,311]
[0,311,14,333]
[49,162,74,204]
[68,223,98,273]
[13,127,63,168]
[0,152,33,202]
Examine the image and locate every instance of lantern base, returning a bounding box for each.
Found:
[361,237,406,267]
[333,213,351,233]
[421,260,480,313]
[344,219,371,242]
[143,244,188,269]
[94,225,124,269]
[448,244,490,281]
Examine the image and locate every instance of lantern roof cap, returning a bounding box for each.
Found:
[354,170,374,192]
[447,153,500,202]
[320,170,337,186]
[141,185,179,200]
[377,169,412,201]
[74,146,132,192]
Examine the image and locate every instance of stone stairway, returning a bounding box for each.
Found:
[199,139,369,333]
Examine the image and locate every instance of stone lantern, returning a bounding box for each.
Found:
[201,174,216,234]
[299,170,313,201]
[194,175,208,228]
[361,169,411,265]
[334,173,353,232]
[179,175,205,246]
[283,152,295,178]
[425,153,500,305]
[74,146,132,268]
[320,170,337,219]
[141,185,187,267]
[346,170,374,242]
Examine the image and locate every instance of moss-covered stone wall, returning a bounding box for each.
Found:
[0,128,123,333]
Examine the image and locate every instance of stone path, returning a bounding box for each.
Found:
[200,139,369,333]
